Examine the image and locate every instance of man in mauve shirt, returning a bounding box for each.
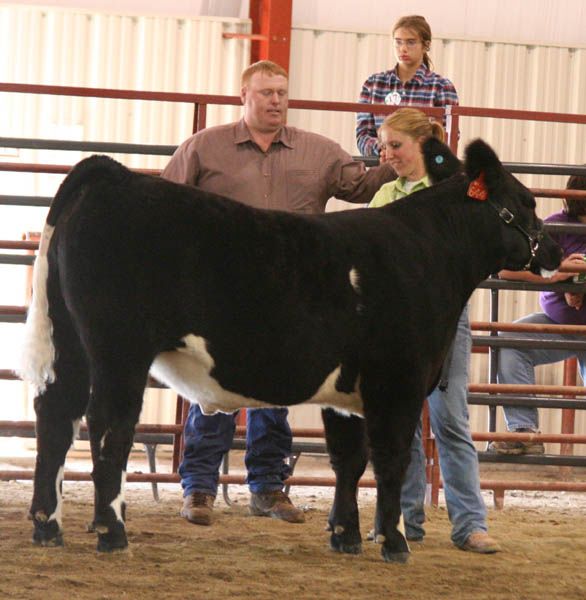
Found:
[162,59,395,527]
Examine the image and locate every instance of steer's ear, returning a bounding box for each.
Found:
[422,137,462,184]
[465,139,503,194]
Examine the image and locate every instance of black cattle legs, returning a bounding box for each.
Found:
[86,360,148,552]
[322,408,369,555]
[361,374,423,563]
[29,315,89,546]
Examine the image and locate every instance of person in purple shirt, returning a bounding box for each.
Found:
[356,14,458,157]
[491,172,586,454]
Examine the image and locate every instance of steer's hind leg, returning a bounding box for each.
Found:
[30,312,90,547]
[87,359,149,552]
[31,384,87,546]
[361,373,424,563]
[322,408,369,555]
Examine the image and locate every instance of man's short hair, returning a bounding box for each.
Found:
[241,60,288,87]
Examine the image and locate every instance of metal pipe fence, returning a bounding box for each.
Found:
[2,82,586,507]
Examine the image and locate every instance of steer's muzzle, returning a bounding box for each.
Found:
[529,228,563,275]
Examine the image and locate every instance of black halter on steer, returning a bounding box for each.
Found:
[487,200,544,270]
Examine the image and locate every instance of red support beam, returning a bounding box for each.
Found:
[249,0,292,72]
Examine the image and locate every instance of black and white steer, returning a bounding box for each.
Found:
[18,138,561,561]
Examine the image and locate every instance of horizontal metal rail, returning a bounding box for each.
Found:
[472,336,586,351]
[472,321,586,335]
[2,421,586,444]
[451,105,586,126]
[1,468,585,496]
[0,240,39,250]
[479,278,586,293]
[0,195,52,207]
[0,137,177,156]
[0,162,160,175]
[469,383,586,396]
[0,254,34,266]
[502,163,586,176]
[477,452,586,467]
[468,393,586,410]
[3,467,585,495]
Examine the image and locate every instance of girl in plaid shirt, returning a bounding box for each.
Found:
[356,15,458,157]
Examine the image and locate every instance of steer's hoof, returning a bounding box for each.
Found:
[380,531,410,563]
[32,519,63,547]
[330,531,362,555]
[381,548,410,563]
[96,522,128,552]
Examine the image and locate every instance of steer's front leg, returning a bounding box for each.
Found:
[322,408,369,555]
[362,377,424,563]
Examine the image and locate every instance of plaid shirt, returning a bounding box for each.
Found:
[356,64,459,156]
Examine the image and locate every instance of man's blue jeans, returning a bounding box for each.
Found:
[179,404,293,497]
[400,305,488,547]
[497,312,586,431]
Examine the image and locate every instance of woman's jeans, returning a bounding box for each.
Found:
[400,305,488,547]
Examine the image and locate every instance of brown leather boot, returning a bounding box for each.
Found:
[488,428,545,455]
[459,531,501,554]
[249,490,305,523]
[181,492,215,526]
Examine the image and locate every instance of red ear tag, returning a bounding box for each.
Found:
[467,171,488,201]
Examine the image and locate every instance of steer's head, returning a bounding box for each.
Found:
[423,137,562,275]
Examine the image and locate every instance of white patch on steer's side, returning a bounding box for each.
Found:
[150,335,364,417]
[150,336,268,415]
[349,267,361,293]
[349,267,366,315]
[110,471,127,522]
[305,366,364,416]
[17,223,56,393]
[48,465,64,527]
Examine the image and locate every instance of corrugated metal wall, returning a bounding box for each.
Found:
[2,6,585,449]
[0,5,251,432]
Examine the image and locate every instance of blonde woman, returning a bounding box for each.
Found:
[370,108,500,554]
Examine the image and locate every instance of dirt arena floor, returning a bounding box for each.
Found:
[2,453,586,600]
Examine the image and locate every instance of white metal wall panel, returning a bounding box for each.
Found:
[0,6,249,166]
[0,4,251,431]
[292,0,586,48]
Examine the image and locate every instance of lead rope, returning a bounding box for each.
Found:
[438,337,456,392]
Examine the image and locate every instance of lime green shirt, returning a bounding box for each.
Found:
[369,175,430,207]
